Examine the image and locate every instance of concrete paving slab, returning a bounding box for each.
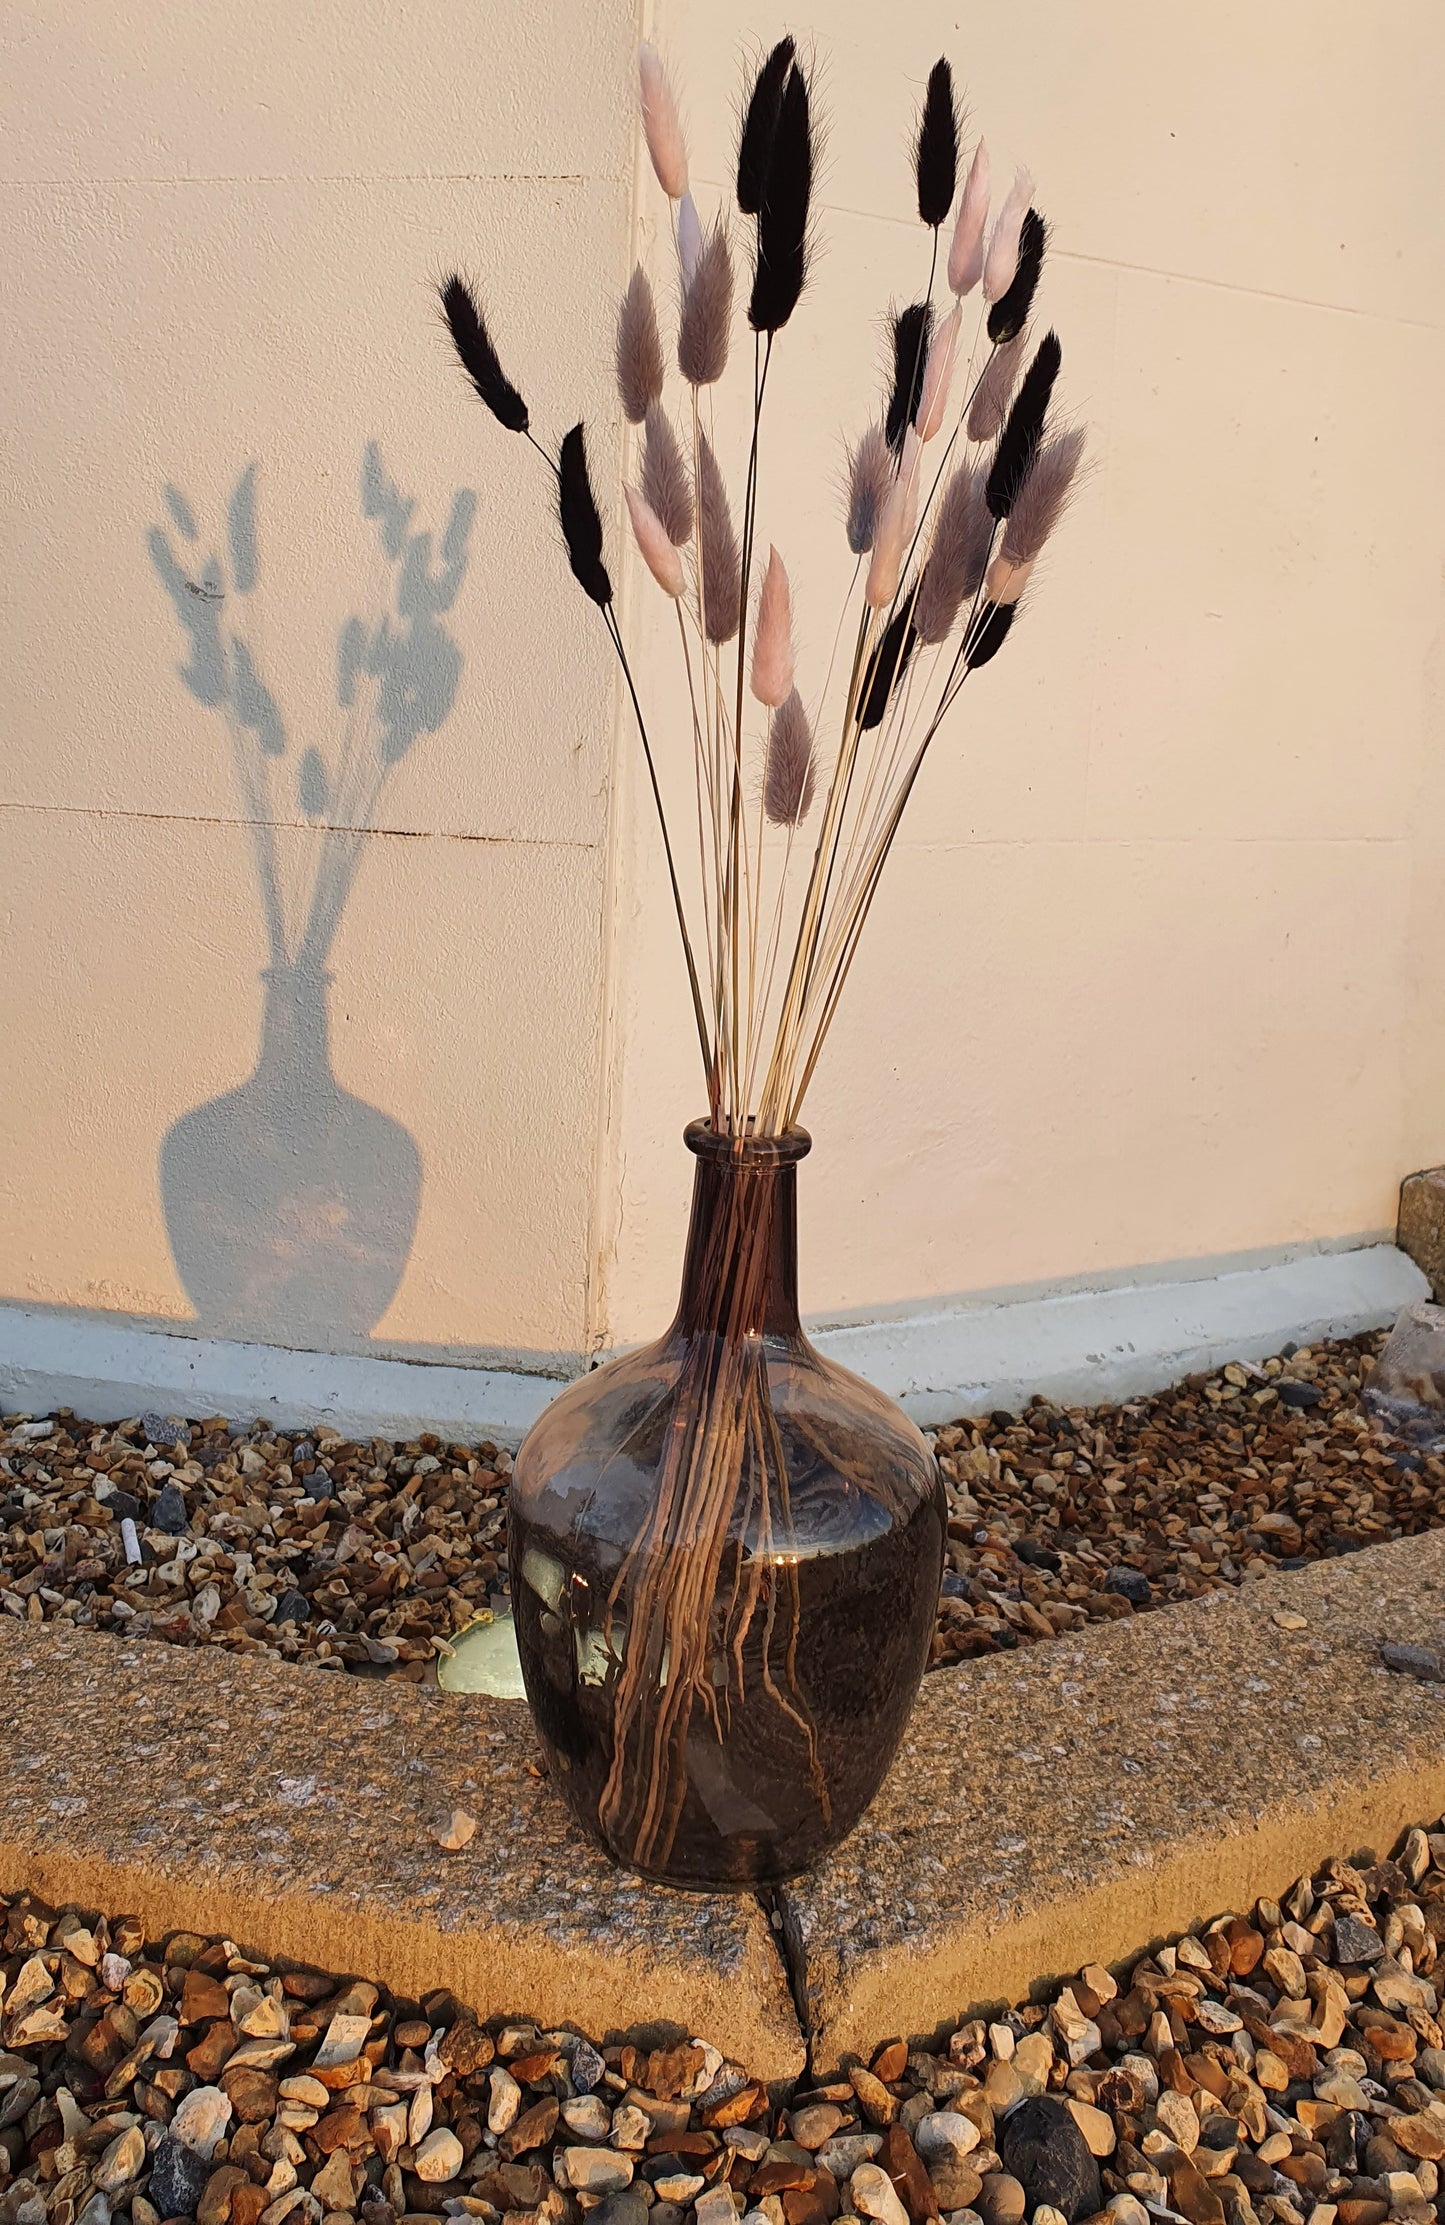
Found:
[0,1620,804,2078]
[781,1529,1445,2066]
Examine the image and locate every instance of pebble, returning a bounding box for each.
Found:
[412,2129,463,2183]
[976,2174,1026,2225]
[149,2133,213,2218]
[849,2163,911,2225]
[562,2150,635,2195]
[997,2098,1101,2223]
[915,2113,981,2162]
[8,1329,1430,1687]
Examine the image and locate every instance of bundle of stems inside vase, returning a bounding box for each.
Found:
[442,37,1083,1140]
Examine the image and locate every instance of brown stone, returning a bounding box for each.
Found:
[752,2162,815,2197]
[1277,2154,1327,2194]
[499,2099,558,2160]
[1389,2116,1445,2164]
[1183,2054,1229,2101]
[182,1970,234,2025]
[393,2022,431,2051]
[229,2186,270,2225]
[507,2050,557,2085]
[314,2109,366,2155]
[928,2161,982,2212]
[1160,2048,1195,2095]
[221,2067,278,2123]
[881,2124,939,2222]
[1335,2205,1389,2225]
[1167,2156,1226,2225]
[849,2069,898,2128]
[780,2192,830,2225]
[1394,1181,1445,1303]
[699,2082,763,2130]
[198,2165,248,2225]
[186,2021,238,2081]
[644,2044,705,2100]
[872,2042,908,2084]
[437,2016,494,2076]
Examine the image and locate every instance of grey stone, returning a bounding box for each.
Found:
[142,1413,190,1449]
[1333,1913,1385,1965]
[1381,1642,1445,1683]
[997,2095,1103,2222]
[570,2038,605,2093]
[104,1488,144,1526]
[148,2134,212,2219]
[589,2196,648,2225]
[1102,1568,1150,1605]
[1364,1300,1445,1447]
[275,1591,310,1626]
[151,1482,189,1535]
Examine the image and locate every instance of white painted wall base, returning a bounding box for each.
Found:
[0,1243,1425,1444]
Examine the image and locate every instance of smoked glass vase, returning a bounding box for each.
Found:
[509,1122,945,1887]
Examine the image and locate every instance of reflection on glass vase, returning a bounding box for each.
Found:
[510,1122,945,1888]
[160,962,421,1345]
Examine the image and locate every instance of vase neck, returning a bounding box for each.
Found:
[256,965,332,1088]
[671,1123,810,1340]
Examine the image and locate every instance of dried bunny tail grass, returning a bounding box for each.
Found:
[844,423,892,555]
[696,432,741,643]
[1001,423,1086,564]
[985,553,1033,604]
[964,597,1018,668]
[986,330,1062,520]
[913,462,992,642]
[987,208,1047,345]
[763,687,816,824]
[616,266,664,424]
[750,545,794,707]
[915,303,961,441]
[678,191,703,282]
[947,140,990,296]
[678,220,733,386]
[625,485,686,598]
[885,300,933,452]
[967,328,1029,444]
[983,166,1034,303]
[915,59,959,228]
[865,469,913,609]
[439,276,529,433]
[639,43,688,200]
[641,404,693,545]
[748,58,813,334]
[737,36,796,216]
[557,424,612,607]
[860,606,917,729]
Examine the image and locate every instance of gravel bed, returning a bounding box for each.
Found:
[1,1332,1437,1682]
[4,1822,1445,2225]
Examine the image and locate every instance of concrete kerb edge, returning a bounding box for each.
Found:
[5,1537,1445,2082]
[0,1242,1425,1443]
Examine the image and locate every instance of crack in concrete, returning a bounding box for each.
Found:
[756,1884,813,2083]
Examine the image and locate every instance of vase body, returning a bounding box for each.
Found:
[509,1122,945,1888]
[160,963,422,1345]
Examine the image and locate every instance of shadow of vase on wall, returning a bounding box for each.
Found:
[160,959,421,1345]
[148,446,475,1349]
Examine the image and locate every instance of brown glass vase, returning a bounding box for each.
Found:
[509,1121,945,1887]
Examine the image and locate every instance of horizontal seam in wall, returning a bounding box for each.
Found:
[681,171,1445,335]
[0,799,598,849]
[0,803,1408,854]
[0,170,616,190]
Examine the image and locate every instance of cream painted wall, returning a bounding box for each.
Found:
[3,2,1443,1376]
[596,0,1445,1346]
[1,0,636,1367]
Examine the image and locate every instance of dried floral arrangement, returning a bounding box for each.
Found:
[441,38,1083,1138]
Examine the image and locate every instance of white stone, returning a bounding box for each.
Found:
[850,2163,911,2225]
[370,2102,409,2163]
[989,2025,1015,2061]
[1153,2091,1198,2154]
[694,2193,739,2225]
[172,2086,232,2160]
[408,2086,434,2145]
[1108,2201,1150,2225]
[313,2013,372,2069]
[1066,2103,1115,2159]
[94,2127,146,2192]
[561,2096,611,2141]
[487,2067,521,2134]
[1011,2035,1056,2095]
[413,2130,464,2184]
[609,2105,651,2150]
[916,2115,981,2163]
[559,2149,634,2194]
[99,1954,132,1994]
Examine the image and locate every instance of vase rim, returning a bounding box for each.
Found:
[683,1118,811,1167]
